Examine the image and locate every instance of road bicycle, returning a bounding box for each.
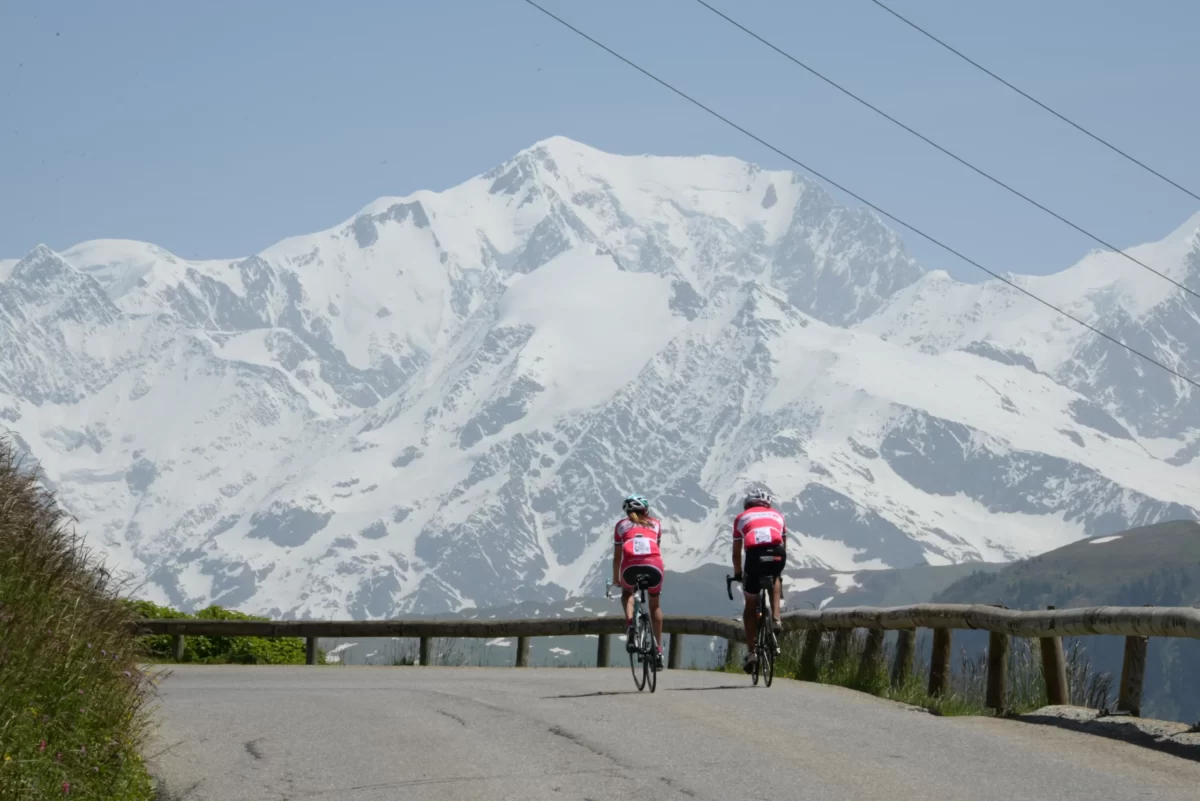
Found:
[726,572,780,687]
[606,575,659,692]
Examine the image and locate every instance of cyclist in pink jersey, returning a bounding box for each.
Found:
[731,489,787,674]
[611,493,665,669]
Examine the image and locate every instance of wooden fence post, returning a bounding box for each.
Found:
[857,628,885,685]
[891,629,914,688]
[928,628,952,697]
[1118,635,1147,717]
[986,631,1009,712]
[596,634,610,668]
[515,636,531,667]
[831,629,852,665]
[799,629,823,681]
[1039,605,1069,706]
[667,633,683,669]
[172,633,186,662]
[724,638,739,669]
[305,636,319,666]
[419,637,432,666]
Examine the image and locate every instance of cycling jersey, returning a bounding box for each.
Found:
[619,526,662,561]
[614,517,665,595]
[733,507,786,549]
[614,516,662,543]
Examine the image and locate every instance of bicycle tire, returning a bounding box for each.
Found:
[759,590,774,687]
[648,623,657,690]
[630,600,647,692]
[760,623,775,688]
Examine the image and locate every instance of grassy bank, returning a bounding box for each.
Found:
[722,629,1116,716]
[0,440,155,800]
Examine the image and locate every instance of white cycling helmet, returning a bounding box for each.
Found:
[622,493,650,514]
[743,489,774,510]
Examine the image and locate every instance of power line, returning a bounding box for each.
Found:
[867,0,1200,206]
[689,0,1200,303]
[520,0,1200,391]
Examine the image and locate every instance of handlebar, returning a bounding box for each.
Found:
[725,573,742,601]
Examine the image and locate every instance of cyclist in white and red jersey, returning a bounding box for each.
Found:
[731,488,787,674]
[611,493,665,669]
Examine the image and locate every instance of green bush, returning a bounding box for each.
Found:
[0,439,155,800]
[124,599,321,665]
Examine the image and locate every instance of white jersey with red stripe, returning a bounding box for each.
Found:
[733,507,786,549]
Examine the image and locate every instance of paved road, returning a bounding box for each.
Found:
[148,666,1200,800]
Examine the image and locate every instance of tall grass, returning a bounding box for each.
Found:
[0,439,156,800]
[724,628,1116,717]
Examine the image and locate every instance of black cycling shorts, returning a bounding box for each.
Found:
[742,543,785,596]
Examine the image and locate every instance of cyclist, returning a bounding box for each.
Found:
[612,493,665,669]
[731,488,786,674]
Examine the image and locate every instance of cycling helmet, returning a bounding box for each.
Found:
[622,494,650,514]
[743,489,774,510]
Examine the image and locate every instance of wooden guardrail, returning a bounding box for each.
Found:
[133,603,1200,717]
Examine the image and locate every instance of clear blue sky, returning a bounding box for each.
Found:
[3,0,1198,283]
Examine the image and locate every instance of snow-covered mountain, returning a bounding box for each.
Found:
[3,136,1199,617]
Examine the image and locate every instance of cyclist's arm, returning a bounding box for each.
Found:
[732,539,742,579]
[612,543,622,586]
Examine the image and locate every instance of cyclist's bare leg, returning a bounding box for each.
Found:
[770,576,783,629]
[649,593,664,652]
[743,592,758,655]
[621,588,634,626]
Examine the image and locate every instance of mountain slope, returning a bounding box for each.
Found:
[3,136,1199,617]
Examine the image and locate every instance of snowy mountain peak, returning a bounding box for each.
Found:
[4,138,1199,617]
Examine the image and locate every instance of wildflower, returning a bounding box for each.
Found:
[63,781,70,794]
[3,755,10,762]
[78,689,84,695]
[100,650,107,656]
[79,745,86,755]
[56,752,62,762]
[39,740,46,753]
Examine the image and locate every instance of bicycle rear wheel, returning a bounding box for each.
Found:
[630,615,648,692]
[759,620,775,687]
[645,625,658,693]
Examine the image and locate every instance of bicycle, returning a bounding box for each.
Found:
[606,576,658,692]
[726,572,780,687]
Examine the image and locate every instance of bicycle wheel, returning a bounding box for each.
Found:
[645,623,658,693]
[630,617,647,692]
[759,618,775,688]
[750,631,760,686]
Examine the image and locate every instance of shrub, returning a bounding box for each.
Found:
[0,438,155,800]
[125,599,320,665]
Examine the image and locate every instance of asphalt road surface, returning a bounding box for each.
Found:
[148,665,1200,800]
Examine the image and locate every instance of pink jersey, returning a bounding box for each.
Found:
[614,517,663,562]
[613,516,662,544]
[733,507,786,549]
